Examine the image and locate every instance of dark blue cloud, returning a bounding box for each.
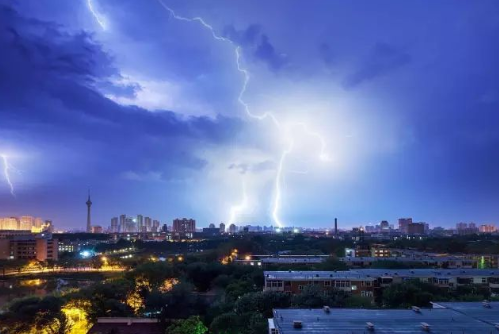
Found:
[223,23,288,71]
[343,42,411,88]
[0,3,243,182]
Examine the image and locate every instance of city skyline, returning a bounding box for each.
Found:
[1,1,499,229]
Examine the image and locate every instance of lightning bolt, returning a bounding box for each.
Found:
[158,1,330,228]
[228,180,249,225]
[1,155,15,198]
[86,0,107,30]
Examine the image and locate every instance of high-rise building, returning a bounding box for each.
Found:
[0,217,53,232]
[137,215,144,233]
[172,218,196,233]
[219,222,226,233]
[91,225,103,233]
[111,217,118,233]
[35,217,44,229]
[126,217,136,233]
[479,224,496,233]
[380,220,389,230]
[86,192,92,233]
[119,214,126,233]
[456,222,479,235]
[0,217,18,230]
[228,223,237,234]
[209,223,215,228]
[398,218,412,234]
[19,216,34,230]
[407,222,425,235]
[152,220,160,232]
[145,217,152,232]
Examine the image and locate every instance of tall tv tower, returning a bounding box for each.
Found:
[86,190,92,233]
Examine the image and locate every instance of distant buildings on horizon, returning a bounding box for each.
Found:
[0,215,54,233]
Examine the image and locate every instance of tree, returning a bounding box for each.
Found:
[235,291,291,318]
[0,296,72,334]
[382,280,436,308]
[209,312,240,334]
[167,316,207,334]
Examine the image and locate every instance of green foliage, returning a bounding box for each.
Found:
[382,280,438,308]
[167,316,207,334]
[0,296,71,334]
[235,291,291,318]
[183,262,226,292]
[126,262,178,288]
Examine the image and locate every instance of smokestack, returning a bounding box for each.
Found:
[334,218,338,235]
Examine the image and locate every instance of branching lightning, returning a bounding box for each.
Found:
[86,0,107,30]
[1,155,16,198]
[158,1,330,227]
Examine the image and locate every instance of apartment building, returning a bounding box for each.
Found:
[264,269,499,299]
[0,233,58,261]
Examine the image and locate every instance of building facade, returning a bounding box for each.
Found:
[0,233,58,261]
[172,218,196,233]
[264,269,499,300]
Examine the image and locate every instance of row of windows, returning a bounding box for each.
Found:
[267,280,373,288]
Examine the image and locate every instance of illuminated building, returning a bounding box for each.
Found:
[20,216,34,230]
[0,233,58,260]
[370,244,391,257]
[91,225,103,233]
[0,216,54,233]
[264,269,499,299]
[172,218,195,233]
[145,216,152,231]
[479,224,496,233]
[0,217,18,230]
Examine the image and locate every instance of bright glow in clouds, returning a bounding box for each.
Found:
[228,180,249,225]
[158,1,331,227]
[86,0,107,30]
[1,154,15,197]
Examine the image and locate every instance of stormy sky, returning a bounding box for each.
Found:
[1,0,499,230]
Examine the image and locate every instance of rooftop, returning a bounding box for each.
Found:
[88,318,162,334]
[264,269,499,280]
[341,256,479,262]
[272,304,499,334]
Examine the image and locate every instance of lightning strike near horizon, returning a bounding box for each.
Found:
[228,180,249,226]
[158,1,330,227]
[86,0,107,30]
[1,155,16,198]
